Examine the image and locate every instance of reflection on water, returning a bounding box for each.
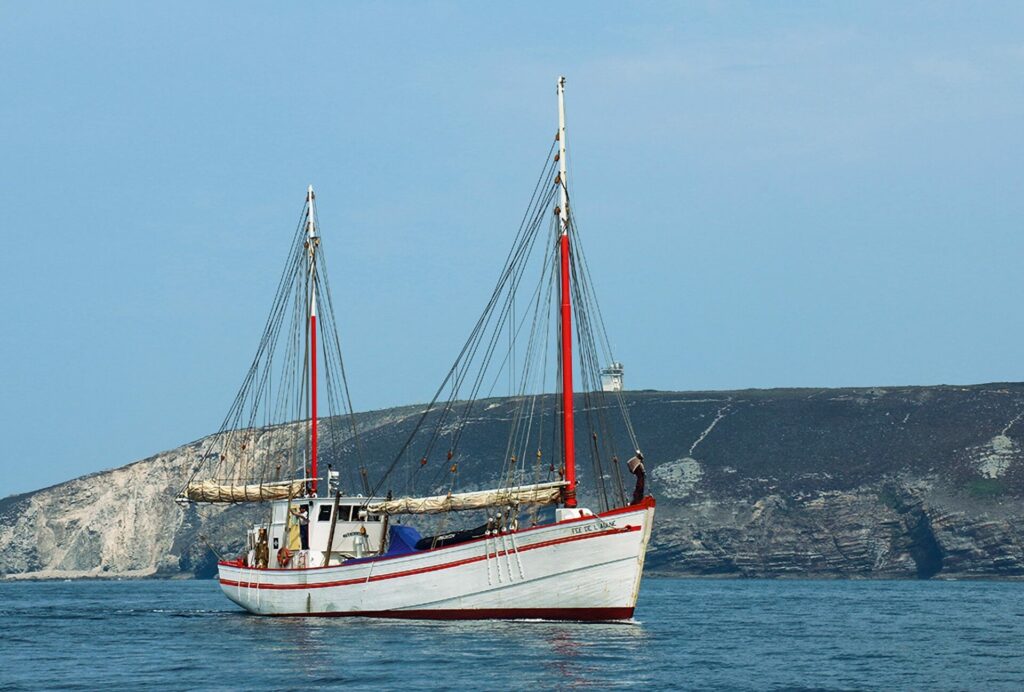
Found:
[542,622,649,687]
[2,578,1023,690]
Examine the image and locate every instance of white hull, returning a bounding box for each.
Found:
[218,498,655,620]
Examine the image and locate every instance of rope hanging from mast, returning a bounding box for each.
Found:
[180,89,644,512]
[179,189,365,503]
[366,128,644,514]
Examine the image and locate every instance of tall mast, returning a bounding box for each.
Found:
[556,76,577,508]
[307,185,319,496]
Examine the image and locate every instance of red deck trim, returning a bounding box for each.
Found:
[220,524,641,591]
[270,607,634,621]
[219,496,655,573]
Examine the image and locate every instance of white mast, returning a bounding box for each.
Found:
[307,185,318,318]
[557,76,569,237]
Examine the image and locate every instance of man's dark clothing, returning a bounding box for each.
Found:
[627,455,646,505]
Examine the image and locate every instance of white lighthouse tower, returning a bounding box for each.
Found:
[601,362,624,392]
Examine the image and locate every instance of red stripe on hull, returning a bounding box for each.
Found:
[221,524,641,591]
[266,607,634,621]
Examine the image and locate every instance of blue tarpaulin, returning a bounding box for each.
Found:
[345,524,422,565]
[384,524,422,557]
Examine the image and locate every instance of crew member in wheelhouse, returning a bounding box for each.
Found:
[290,505,310,550]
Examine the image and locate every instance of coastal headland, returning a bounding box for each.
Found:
[3,384,1022,580]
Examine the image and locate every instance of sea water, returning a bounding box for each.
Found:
[2,577,1022,690]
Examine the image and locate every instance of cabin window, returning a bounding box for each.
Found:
[317,505,333,522]
[348,508,380,522]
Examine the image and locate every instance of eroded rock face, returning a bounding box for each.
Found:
[0,406,427,580]
[0,448,198,579]
[644,482,1024,579]
[2,385,1023,579]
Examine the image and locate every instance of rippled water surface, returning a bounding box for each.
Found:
[2,577,1023,690]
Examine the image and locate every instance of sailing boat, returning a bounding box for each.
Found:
[179,77,655,620]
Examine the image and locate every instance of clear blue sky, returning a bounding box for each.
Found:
[2,2,1022,495]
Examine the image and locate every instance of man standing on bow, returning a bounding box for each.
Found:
[627,451,646,505]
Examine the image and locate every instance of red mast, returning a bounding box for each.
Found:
[307,186,319,496]
[556,76,577,508]
[310,312,318,495]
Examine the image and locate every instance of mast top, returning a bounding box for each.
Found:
[306,185,317,239]
[556,77,569,238]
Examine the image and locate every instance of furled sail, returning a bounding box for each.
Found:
[365,481,567,515]
[183,479,307,503]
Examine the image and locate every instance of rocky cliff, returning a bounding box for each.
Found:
[3,384,1023,580]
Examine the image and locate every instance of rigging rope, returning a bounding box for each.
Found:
[182,197,367,500]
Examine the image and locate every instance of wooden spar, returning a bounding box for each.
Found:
[324,491,342,565]
[556,76,577,508]
[307,185,319,496]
